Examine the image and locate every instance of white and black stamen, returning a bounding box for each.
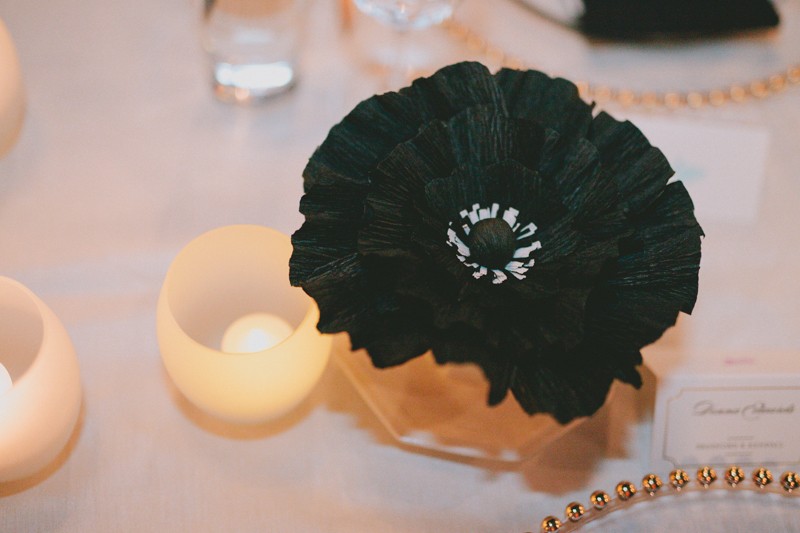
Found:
[446,202,542,285]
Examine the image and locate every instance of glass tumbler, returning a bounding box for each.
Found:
[201,0,304,103]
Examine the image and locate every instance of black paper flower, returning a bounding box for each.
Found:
[290,62,702,423]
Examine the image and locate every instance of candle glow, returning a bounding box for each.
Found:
[221,313,294,354]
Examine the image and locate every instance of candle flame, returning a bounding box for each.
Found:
[221,313,294,354]
[239,328,274,353]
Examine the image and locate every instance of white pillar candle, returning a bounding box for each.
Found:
[157,225,332,425]
[0,277,82,483]
[0,18,25,158]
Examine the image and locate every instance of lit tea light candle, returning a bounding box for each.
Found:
[0,362,12,395]
[221,313,294,354]
[0,17,25,158]
[0,276,81,483]
[157,225,332,425]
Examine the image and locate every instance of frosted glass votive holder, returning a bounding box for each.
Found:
[0,18,25,158]
[0,277,81,483]
[157,225,331,424]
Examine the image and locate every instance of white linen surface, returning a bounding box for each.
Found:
[1,0,799,531]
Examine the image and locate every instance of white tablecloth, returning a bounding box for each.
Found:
[1,0,799,531]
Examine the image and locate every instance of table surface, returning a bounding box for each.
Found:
[1,0,799,531]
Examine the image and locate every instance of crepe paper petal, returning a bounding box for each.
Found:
[297,253,387,332]
[349,307,434,368]
[510,348,617,424]
[587,112,675,216]
[430,324,513,406]
[290,62,703,423]
[359,122,457,258]
[444,108,547,170]
[400,62,507,121]
[495,68,594,144]
[305,92,422,189]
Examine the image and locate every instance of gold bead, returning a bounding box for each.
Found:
[729,85,749,102]
[663,92,685,109]
[592,86,613,103]
[781,471,798,492]
[697,466,717,487]
[750,80,769,98]
[752,468,773,488]
[789,66,800,84]
[640,92,661,107]
[590,490,611,510]
[708,89,728,107]
[506,57,525,71]
[575,81,590,100]
[669,469,690,490]
[446,21,468,39]
[642,474,663,495]
[686,92,706,109]
[769,74,787,92]
[565,502,585,522]
[616,481,637,501]
[617,90,638,107]
[541,516,562,532]
[725,466,745,487]
[484,45,506,65]
[466,33,486,52]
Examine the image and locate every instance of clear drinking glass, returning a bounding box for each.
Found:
[352,0,459,88]
[201,0,304,104]
[352,0,457,30]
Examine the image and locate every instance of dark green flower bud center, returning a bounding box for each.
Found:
[468,218,516,270]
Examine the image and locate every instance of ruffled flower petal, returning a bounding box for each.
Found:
[290,62,703,423]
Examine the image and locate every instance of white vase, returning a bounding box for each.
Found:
[0,17,25,158]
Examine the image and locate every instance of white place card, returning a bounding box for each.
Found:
[631,115,770,225]
[661,386,800,468]
[647,347,800,472]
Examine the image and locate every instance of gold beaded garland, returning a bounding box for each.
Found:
[540,516,561,532]
[781,472,798,493]
[697,466,717,488]
[752,468,773,488]
[441,17,800,110]
[669,469,690,490]
[725,466,745,487]
[537,466,800,533]
[642,474,663,495]
[565,502,585,522]
[589,490,611,510]
[615,481,637,501]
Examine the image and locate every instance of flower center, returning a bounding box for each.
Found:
[446,202,542,284]
[468,218,516,270]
